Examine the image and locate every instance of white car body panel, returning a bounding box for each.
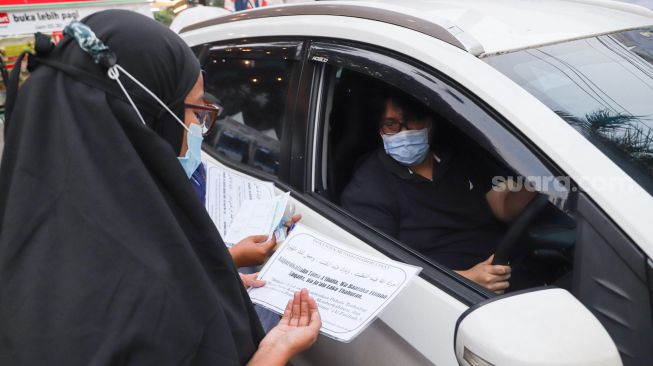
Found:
[185,12,653,260]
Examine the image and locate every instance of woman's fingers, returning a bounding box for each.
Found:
[284,214,302,228]
[238,273,267,288]
[290,291,301,327]
[259,236,276,251]
[299,289,310,326]
[285,290,322,330]
[308,294,318,312]
[280,299,293,326]
[308,296,322,330]
[249,278,266,288]
[248,234,270,243]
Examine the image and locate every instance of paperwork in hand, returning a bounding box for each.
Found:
[204,160,275,240]
[223,192,290,244]
[248,225,422,343]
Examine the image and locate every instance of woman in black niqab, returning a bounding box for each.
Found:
[0,10,268,365]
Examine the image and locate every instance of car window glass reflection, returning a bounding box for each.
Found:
[485,29,653,196]
[202,56,293,176]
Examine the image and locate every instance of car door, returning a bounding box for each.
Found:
[285,38,592,365]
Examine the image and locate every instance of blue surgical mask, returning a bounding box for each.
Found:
[177,123,203,178]
[381,128,430,166]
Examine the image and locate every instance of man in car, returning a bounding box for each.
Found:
[341,92,536,293]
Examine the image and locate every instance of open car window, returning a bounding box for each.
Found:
[309,41,578,296]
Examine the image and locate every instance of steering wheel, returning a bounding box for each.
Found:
[492,194,550,265]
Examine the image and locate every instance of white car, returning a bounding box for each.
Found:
[180,1,653,365]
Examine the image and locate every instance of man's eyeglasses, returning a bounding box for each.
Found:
[185,101,222,136]
[380,118,428,135]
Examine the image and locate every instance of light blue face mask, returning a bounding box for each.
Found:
[177,123,203,178]
[381,128,430,166]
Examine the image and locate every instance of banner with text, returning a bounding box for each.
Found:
[0,2,150,36]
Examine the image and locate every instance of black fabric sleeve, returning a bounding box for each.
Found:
[340,159,399,238]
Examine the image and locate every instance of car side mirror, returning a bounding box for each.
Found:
[454,288,622,366]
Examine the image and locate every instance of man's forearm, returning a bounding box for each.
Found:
[504,188,538,221]
[487,179,538,222]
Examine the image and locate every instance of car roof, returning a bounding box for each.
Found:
[169,5,230,34]
[182,0,653,56]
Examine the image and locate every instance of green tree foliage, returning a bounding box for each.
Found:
[154,7,175,26]
[556,109,653,174]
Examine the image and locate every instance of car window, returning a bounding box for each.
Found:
[201,51,295,176]
[309,42,577,297]
[485,29,653,197]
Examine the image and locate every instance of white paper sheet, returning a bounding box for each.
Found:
[204,160,275,240]
[223,192,290,244]
[248,225,422,343]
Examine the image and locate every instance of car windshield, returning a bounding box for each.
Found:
[485,29,653,196]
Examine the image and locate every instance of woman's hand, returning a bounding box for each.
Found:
[456,255,511,294]
[239,272,266,289]
[228,214,301,268]
[248,289,321,366]
[284,214,302,230]
[228,235,276,267]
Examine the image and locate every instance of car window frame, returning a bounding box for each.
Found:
[297,38,581,305]
[191,37,308,187]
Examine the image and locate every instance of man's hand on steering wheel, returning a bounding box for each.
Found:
[456,254,511,294]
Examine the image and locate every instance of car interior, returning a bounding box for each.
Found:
[320,66,578,293]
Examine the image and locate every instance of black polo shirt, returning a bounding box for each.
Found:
[341,147,505,270]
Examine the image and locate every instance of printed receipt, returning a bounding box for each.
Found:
[248,225,422,342]
[204,159,275,243]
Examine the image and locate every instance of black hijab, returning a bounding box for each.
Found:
[0,10,264,366]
